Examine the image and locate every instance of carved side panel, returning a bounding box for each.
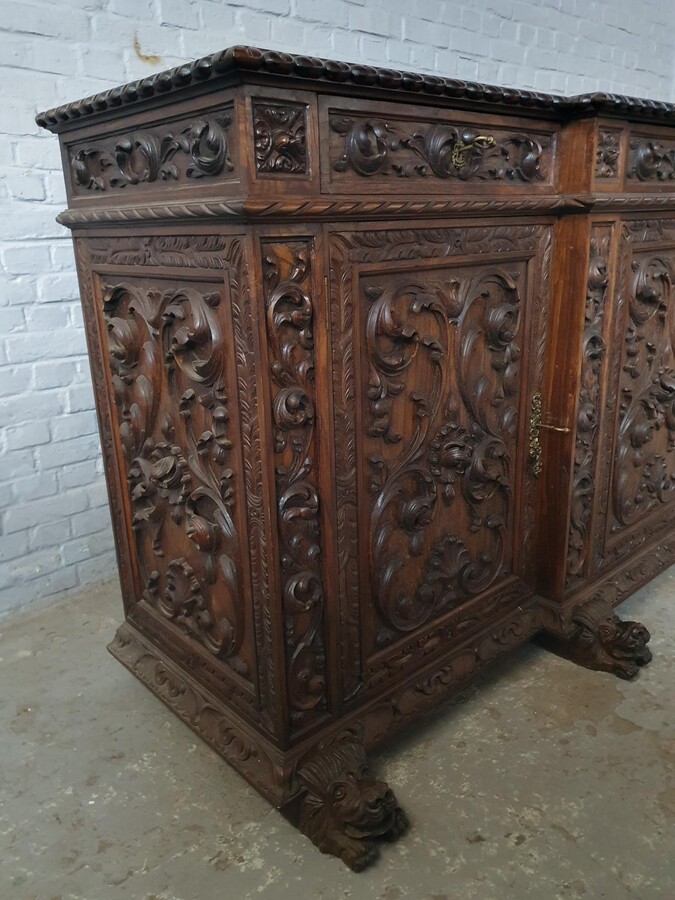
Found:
[261,239,329,731]
[81,236,285,730]
[566,225,612,585]
[329,225,550,699]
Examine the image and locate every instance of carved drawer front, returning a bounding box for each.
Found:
[64,101,239,204]
[83,236,262,719]
[320,97,557,196]
[625,129,675,189]
[329,223,551,700]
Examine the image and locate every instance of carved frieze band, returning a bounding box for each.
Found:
[253,100,307,174]
[70,112,234,193]
[329,115,551,183]
[262,239,328,729]
[566,226,611,585]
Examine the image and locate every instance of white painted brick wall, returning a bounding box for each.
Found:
[1,0,675,618]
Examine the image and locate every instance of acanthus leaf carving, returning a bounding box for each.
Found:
[364,268,518,645]
[330,116,549,183]
[253,100,307,174]
[262,241,328,727]
[613,252,675,530]
[566,227,610,584]
[627,137,675,182]
[102,275,247,674]
[72,114,234,192]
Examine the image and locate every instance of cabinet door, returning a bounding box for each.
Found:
[573,218,675,588]
[328,222,551,701]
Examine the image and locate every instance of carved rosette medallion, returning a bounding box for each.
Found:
[330,115,549,182]
[252,100,307,174]
[101,275,249,677]
[262,240,328,728]
[71,113,234,192]
[566,227,611,585]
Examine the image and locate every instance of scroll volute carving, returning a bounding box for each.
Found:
[567,228,611,585]
[71,113,235,194]
[361,263,526,649]
[102,278,250,678]
[329,113,551,186]
[262,241,328,728]
[612,251,675,531]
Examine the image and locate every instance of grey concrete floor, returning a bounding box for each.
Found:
[1,570,674,900]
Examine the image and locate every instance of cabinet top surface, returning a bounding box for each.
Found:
[36,43,675,133]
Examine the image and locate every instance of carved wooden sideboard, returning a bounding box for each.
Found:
[38,46,674,870]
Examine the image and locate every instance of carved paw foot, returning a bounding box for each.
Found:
[295,737,408,871]
[540,597,652,680]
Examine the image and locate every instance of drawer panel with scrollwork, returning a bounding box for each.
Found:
[319,98,558,195]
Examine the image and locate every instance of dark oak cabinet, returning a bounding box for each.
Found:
[38,46,673,870]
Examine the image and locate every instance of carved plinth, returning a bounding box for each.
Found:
[38,45,674,869]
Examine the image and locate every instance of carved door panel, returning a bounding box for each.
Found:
[328,223,551,700]
[76,236,265,727]
[589,219,675,576]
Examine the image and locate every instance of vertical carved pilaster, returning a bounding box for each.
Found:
[262,240,328,730]
[566,226,611,585]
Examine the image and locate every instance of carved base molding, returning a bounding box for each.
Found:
[110,601,541,868]
[537,596,652,680]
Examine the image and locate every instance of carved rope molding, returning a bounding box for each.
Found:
[330,116,549,182]
[70,113,234,193]
[36,45,675,131]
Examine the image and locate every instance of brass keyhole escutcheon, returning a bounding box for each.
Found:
[529,392,572,476]
[451,133,496,170]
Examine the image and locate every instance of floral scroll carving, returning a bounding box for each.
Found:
[262,242,327,727]
[72,114,234,192]
[612,252,675,530]
[102,278,247,673]
[253,100,307,174]
[567,228,611,584]
[627,138,675,182]
[595,131,620,179]
[364,270,520,646]
[330,116,549,182]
